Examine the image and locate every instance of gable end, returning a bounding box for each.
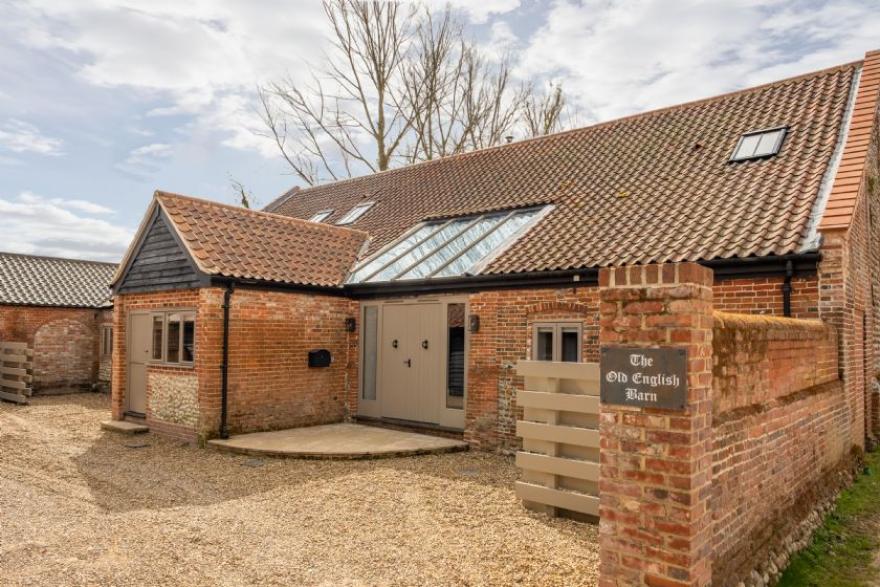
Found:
[116,209,205,294]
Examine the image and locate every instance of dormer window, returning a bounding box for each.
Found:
[730,127,787,162]
[337,202,374,225]
[309,209,333,223]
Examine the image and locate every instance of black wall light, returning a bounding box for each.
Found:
[345,317,357,332]
[468,314,480,333]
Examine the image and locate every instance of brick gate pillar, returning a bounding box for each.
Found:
[598,263,714,587]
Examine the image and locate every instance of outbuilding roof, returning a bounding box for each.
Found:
[267,59,867,275]
[114,192,369,289]
[0,252,116,308]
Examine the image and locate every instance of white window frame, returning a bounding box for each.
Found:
[336,201,374,225]
[150,310,196,367]
[730,126,787,162]
[309,209,334,223]
[531,321,583,362]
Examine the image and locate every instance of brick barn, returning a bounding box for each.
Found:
[110,51,880,449]
[0,252,116,394]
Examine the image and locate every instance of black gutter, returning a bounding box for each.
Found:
[219,281,234,439]
[205,252,820,300]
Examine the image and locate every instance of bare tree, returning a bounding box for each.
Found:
[229,175,258,209]
[260,0,574,184]
[522,83,567,138]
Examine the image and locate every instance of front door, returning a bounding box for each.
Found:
[379,303,443,424]
[127,313,151,414]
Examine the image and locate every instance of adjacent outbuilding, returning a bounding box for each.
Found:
[0,252,116,394]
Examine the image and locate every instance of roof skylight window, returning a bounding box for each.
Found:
[336,202,374,225]
[730,127,787,162]
[308,209,334,223]
[347,207,546,284]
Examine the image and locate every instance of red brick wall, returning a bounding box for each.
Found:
[463,275,817,452]
[712,312,838,413]
[214,287,356,435]
[465,286,600,451]
[0,304,104,390]
[709,312,849,586]
[714,275,818,319]
[112,287,357,441]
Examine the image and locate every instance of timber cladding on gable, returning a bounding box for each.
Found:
[117,210,203,294]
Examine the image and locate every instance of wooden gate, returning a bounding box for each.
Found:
[0,342,34,404]
[514,360,600,518]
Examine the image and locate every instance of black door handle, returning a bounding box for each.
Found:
[392,339,398,348]
[404,358,411,367]
[421,339,429,349]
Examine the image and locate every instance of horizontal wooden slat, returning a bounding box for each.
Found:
[0,342,30,351]
[515,481,599,516]
[516,420,599,448]
[0,379,29,390]
[515,360,600,382]
[0,367,30,378]
[517,390,599,414]
[516,451,599,482]
[0,390,28,404]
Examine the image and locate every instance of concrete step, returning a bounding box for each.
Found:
[101,420,149,435]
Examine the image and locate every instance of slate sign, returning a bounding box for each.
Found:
[600,346,687,410]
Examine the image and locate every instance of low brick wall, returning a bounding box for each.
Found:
[710,311,852,587]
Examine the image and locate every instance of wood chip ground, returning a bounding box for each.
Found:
[0,394,600,586]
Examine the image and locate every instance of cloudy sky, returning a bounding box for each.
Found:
[1,0,878,261]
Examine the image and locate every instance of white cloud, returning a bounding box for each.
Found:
[0,192,132,261]
[0,119,63,155]
[517,0,880,123]
[115,142,174,176]
[437,0,522,24]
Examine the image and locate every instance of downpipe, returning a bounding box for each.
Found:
[219,281,234,439]
[782,260,794,318]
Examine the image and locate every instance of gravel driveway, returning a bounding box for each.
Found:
[0,394,599,586]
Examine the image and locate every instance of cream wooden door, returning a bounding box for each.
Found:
[127,313,152,414]
[379,303,443,424]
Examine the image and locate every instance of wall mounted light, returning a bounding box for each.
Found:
[345,317,357,332]
[468,314,480,333]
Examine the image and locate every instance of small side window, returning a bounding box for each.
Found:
[101,326,113,358]
[532,322,582,362]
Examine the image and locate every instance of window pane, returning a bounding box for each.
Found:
[182,315,195,363]
[368,218,473,282]
[398,215,503,280]
[434,210,538,278]
[535,327,554,361]
[734,134,760,160]
[446,304,466,409]
[362,306,378,400]
[309,210,333,223]
[337,202,373,225]
[348,224,436,283]
[151,316,163,360]
[167,314,181,363]
[561,327,580,362]
[754,130,783,157]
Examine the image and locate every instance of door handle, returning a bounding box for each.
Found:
[392,339,399,349]
[421,339,429,349]
[404,358,411,368]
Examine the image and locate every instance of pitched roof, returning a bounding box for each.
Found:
[0,252,116,308]
[125,191,369,288]
[267,60,863,275]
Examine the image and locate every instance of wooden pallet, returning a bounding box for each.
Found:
[0,342,33,404]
